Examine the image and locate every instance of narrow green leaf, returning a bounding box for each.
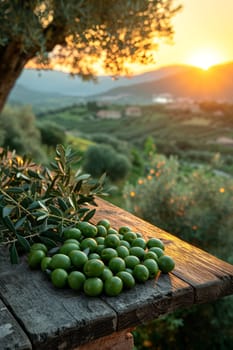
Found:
[3,216,16,233]
[57,161,65,174]
[68,196,75,210]
[27,201,41,210]
[56,144,65,157]
[64,170,71,187]
[16,173,30,181]
[83,209,96,222]
[77,208,90,214]
[38,201,48,211]
[65,146,72,158]
[76,174,91,182]
[39,236,57,249]
[37,213,49,221]
[57,223,64,237]
[35,218,48,233]
[16,234,31,252]
[44,167,53,181]
[77,208,89,219]
[49,205,63,217]
[74,180,83,192]
[9,243,19,264]
[58,198,68,211]
[6,187,24,193]
[27,169,43,179]
[14,216,27,230]
[2,205,15,217]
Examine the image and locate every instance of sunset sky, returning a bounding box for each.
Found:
[148,0,233,70]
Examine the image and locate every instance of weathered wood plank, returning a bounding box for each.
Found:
[93,198,233,304]
[0,249,117,350]
[0,198,233,349]
[101,273,193,331]
[74,329,134,350]
[0,298,32,350]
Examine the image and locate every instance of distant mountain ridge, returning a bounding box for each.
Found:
[8,62,233,109]
[95,62,233,102]
[13,65,184,96]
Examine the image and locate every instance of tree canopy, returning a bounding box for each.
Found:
[0,0,181,112]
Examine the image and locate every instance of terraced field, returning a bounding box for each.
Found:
[38,104,233,174]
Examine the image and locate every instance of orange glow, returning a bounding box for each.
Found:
[187,49,224,70]
[138,179,144,185]
[26,1,233,75]
[130,191,136,197]
[147,0,233,71]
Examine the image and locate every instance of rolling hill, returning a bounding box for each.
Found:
[8,65,184,110]
[13,65,183,96]
[8,84,83,112]
[94,62,233,103]
[8,62,233,109]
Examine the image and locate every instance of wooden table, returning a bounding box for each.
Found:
[0,198,233,350]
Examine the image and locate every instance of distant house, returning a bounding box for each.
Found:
[215,137,233,145]
[165,98,202,113]
[96,110,122,119]
[125,106,142,117]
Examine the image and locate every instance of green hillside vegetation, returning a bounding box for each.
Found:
[37,102,233,174]
[1,102,233,350]
[9,84,82,113]
[125,153,233,350]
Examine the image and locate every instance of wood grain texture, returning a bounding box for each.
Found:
[93,198,233,304]
[74,329,134,350]
[0,249,116,350]
[0,198,233,349]
[0,298,32,350]
[101,273,193,331]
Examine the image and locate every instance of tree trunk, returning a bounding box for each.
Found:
[0,42,33,113]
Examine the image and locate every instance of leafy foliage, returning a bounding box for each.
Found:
[0,145,105,263]
[38,121,66,147]
[0,1,181,76]
[124,153,233,350]
[133,296,233,350]
[124,154,233,262]
[0,105,45,161]
[83,144,131,182]
[0,1,181,112]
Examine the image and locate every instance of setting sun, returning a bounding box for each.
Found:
[188,50,223,70]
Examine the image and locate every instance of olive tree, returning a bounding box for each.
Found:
[0,0,181,113]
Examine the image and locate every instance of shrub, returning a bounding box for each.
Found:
[88,133,129,154]
[38,122,66,147]
[83,144,131,182]
[124,154,233,262]
[0,105,46,161]
[124,154,233,350]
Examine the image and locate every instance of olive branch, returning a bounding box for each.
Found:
[0,145,106,263]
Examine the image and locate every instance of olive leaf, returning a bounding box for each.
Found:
[0,144,107,263]
[16,234,31,252]
[9,243,19,264]
[83,209,96,222]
